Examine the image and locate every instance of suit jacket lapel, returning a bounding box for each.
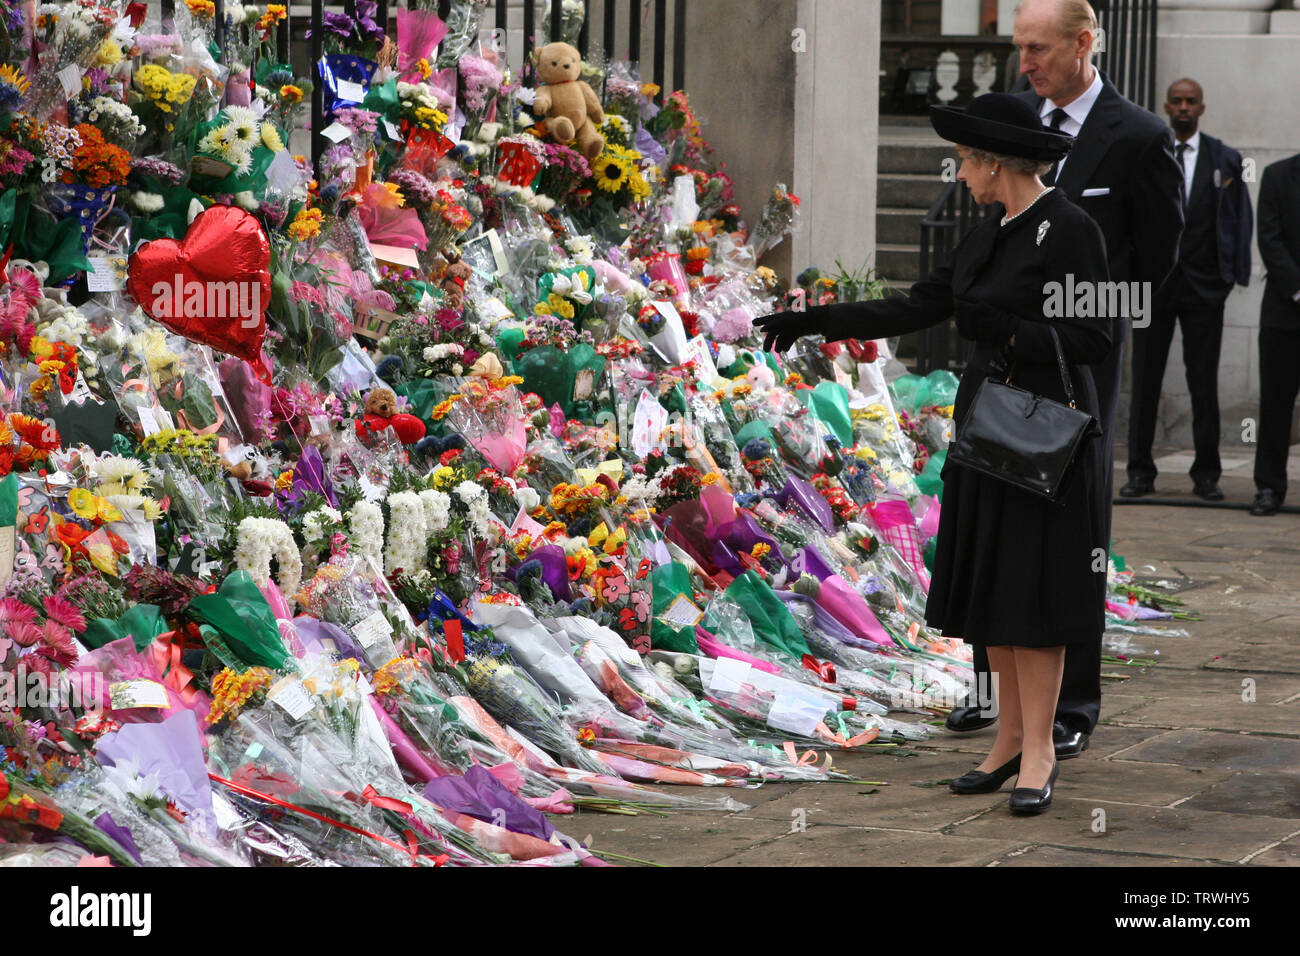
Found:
[1055,81,1123,198]
[1189,135,1214,206]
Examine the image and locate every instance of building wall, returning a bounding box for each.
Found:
[1147,25,1300,449]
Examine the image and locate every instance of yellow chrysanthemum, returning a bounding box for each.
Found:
[260,123,285,152]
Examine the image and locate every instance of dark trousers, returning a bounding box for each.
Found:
[1127,290,1226,486]
[967,323,1126,736]
[1253,325,1300,500]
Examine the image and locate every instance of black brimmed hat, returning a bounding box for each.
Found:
[929,93,1073,162]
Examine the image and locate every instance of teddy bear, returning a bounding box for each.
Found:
[530,42,605,161]
[356,386,427,445]
[438,253,475,311]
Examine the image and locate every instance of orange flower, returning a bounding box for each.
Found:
[9,413,59,452]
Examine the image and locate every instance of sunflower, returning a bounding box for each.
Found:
[592,153,630,193]
[0,65,31,111]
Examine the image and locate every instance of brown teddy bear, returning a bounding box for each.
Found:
[357,386,427,444]
[531,41,605,161]
[438,253,474,311]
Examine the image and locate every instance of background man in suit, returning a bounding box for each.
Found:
[945,0,1185,759]
[1121,79,1253,502]
[1251,153,1300,516]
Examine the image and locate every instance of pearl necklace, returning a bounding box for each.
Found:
[1000,186,1054,226]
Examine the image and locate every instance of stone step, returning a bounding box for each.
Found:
[877,172,948,209]
[877,142,955,175]
[876,206,929,244]
[876,243,923,282]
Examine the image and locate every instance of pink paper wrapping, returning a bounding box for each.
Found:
[396,7,449,81]
[695,626,782,673]
[369,697,453,782]
[814,575,893,646]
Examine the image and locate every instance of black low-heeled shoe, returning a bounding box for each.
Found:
[1008,760,1060,815]
[949,753,1021,794]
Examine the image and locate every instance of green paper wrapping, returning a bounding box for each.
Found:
[0,473,16,526]
[82,604,168,652]
[650,562,700,653]
[734,420,775,450]
[720,571,810,659]
[2,191,93,283]
[362,77,399,120]
[187,571,292,670]
[496,327,526,362]
[808,381,853,448]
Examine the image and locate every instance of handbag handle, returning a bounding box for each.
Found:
[1004,324,1078,410]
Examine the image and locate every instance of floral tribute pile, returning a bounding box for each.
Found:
[0,0,1177,867]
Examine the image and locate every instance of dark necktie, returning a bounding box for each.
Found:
[1175,142,1190,207]
[1042,108,1069,186]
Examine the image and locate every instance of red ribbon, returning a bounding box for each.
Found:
[149,629,199,705]
[801,654,836,685]
[0,242,12,285]
[209,774,447,866]
[125,2,147,26]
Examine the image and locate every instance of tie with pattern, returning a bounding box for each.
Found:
[1175,142,1190,207]
[1043,108,1068,186]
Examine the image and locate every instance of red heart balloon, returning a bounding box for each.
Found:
[126,205,271,370]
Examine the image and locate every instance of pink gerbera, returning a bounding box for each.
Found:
[6,620,42,647]
[43,594,87,634]
[39,620,77,665]
[0,596,37,629]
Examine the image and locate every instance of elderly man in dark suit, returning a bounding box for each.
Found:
[1251,153,1300,515]
[945,0,1185,758]
[1122,78,1253,502]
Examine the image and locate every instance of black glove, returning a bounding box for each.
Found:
[753,310,814,353]
[954,296,1018,345]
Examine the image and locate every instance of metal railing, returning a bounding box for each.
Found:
[154,1,688,168]
[1096,0,1159,112]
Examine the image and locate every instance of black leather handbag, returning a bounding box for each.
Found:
[947,325,1097,502]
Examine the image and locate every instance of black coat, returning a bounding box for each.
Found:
[1017,74,1185,297]
[805,189,1111,646]
[1257,153,1300,330]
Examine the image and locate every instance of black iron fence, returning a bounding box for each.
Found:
[157,1,689,169]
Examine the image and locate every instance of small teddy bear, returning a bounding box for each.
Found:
[530,41,605,160]
[438,253,475,311]
[356,386,427,444]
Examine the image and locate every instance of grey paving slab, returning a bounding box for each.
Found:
[950,799,1299,863]
[1178,772,1300,819]
[991,845,1221,866]
[571,808,792,867]
[1113,729,1300,771]
[711,827,1028,867]
[1110,699,1300,737]
[1053,759,1235,808]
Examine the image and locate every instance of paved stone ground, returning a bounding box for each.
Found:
[574,445,1300,866]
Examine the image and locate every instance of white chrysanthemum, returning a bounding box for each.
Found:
[224,105,260,144]
[303,506,343,543]
[235,516,302,601]
[418,489,452,534]
[348,501,385,568]
[91,454,151,494]
[385,491,427,575]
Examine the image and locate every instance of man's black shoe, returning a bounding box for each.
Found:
[1250,489,1281,516]
[945,706,997,733]
[1118,478,1154,497]
[1193,481,1224,501]
[1053,720,1090,760]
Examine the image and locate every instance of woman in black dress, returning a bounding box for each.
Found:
[756,94,1111,814]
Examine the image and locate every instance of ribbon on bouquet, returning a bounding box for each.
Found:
[148,627,200,706]
[209,773,449,866]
